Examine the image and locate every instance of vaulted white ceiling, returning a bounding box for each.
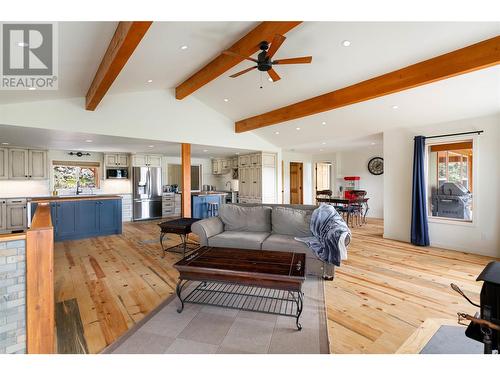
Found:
[0,21,498,153]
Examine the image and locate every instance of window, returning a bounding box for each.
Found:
[53,162,100,190]
[315,162,332,191]
[427,141,473,222]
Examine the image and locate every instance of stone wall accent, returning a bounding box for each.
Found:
[0,239,26,354]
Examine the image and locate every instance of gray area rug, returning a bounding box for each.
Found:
[104,277,329,354]
[420,325,483,354]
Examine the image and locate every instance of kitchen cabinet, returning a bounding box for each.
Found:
[237,152,276,204]
[231,157,238,168]
[6,198,27,230]
[132,154,162,167]
[0,199,6,231]
[8,148,47,180]
[0,148,8,179]
[105,153,129,167]
[31,198,122,241]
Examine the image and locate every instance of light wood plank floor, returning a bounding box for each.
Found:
[53,218,497,354]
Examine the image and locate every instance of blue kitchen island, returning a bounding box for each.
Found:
[191,192,227,219]
[30,195,122,241]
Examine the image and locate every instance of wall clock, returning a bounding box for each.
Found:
[368,157,384,175]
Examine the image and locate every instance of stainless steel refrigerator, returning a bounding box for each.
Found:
[132,167,162,221]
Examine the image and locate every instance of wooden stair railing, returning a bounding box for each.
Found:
[26,203,55,354]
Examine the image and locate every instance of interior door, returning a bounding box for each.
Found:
[289,162,303,204]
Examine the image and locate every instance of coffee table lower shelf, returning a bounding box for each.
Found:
[176,280,304,330]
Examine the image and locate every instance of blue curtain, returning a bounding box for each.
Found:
[411,136,430,246]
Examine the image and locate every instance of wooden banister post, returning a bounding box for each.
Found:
[181,144,191,218]
[26,203,55,354]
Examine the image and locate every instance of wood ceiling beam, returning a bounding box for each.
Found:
[235,35,500,133]
[175,21,302,100]
[86,21,152,111]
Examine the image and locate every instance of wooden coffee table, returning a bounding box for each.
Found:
[173,246,306,330]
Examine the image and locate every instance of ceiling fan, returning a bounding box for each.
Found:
[223,34,312,82]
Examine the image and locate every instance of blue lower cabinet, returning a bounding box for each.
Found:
[192,195,222,219]
[31,198,122,241]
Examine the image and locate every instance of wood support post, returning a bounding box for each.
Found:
[26,203,54,353]
[181,143,191,218]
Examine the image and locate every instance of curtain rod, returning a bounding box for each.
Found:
[423,130,483,140]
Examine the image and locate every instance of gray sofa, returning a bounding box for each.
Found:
[191,203,335,278]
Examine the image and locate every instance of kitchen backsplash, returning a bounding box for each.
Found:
[0,179,131,198]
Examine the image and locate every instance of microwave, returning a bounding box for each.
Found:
[106,168,129,179]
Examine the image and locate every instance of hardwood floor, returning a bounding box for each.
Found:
[53,218,497,354]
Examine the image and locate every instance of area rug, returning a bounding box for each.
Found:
[420,325,483,354]
[103,277,330,354]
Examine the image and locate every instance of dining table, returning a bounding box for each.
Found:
[316,197,370,226]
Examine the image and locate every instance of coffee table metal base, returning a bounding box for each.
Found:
[176,280,304,330]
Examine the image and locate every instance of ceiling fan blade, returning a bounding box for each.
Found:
[273,56,313,65]
[266,34,286,58]
[267,68,281,82]
[222,50,258,63]
[229,66,257,78]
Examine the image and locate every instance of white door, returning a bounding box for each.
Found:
[9,149,29,179]
[28,150,47,179]
[105,154,118,167]
[147,155,162,167]
[132,155,147,167]
[117,154,129,167]
[0,148,7,179]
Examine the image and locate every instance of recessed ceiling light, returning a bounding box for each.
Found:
[319,149,324,152]
[392,105,399,110]
[341,40,351,47]
[321,142,326,145]
[296,127,301,131]
[85,139,93,143]
[203,149,208,152]
[147,79,153,83]
[223,98,229,102]
[180,45,188,50]
[275,131,280,135]
[1,142,9,145]
[370,142,376,145]
[235,152,240,155]
[148,145,154,148]
[321,121,327,125]
[28,87,36,91]
[17,42,28,47]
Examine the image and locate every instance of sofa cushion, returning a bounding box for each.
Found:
[271,206,313,237]
[208,231,270,250]
[261,234,311,254]
[219,204,272,232]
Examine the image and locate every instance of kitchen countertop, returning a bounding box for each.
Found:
[30,194,123,203]
[191,192,228,196]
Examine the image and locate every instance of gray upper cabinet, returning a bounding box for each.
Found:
[28,149,48,179]
[8,148,47,180]
[105,153,129,167]
[9,149,29,179]
[0,148,8,179]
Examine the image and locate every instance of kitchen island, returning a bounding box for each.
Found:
[30,195,122,241]
[191,192,227,219]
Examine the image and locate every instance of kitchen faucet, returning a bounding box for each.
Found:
[76,170,83,195]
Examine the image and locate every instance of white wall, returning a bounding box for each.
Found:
[384,114,500,257]
[335,145,384,218]
[0,89,279,152]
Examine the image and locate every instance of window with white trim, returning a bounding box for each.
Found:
[427,140,473,222]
